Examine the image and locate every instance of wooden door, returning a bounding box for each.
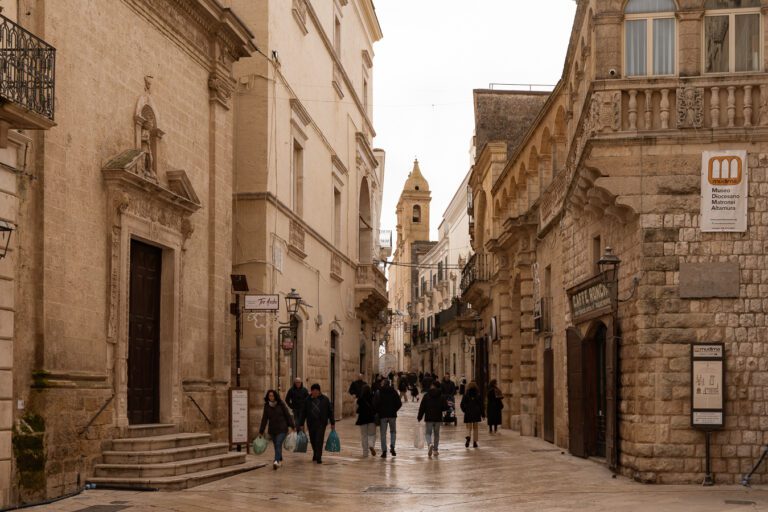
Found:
[566,328,585,458]
[330,332,337,409]
[128,240,162,425]
[543,346,555,443]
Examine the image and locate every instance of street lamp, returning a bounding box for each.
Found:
[285,288,302,316]
[277,289,302,393]
[597,246,621,286]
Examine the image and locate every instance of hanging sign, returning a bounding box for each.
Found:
[229,388,250,446]
[701,150,748,232]
[244,294,279,311]
[691,343,725,429]
[567,274,612,323]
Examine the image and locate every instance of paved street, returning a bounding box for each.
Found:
[29,400,768,512]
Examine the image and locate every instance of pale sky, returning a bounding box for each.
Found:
[373,0,577,242]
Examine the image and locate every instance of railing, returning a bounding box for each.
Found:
[594,75,768,134]
[355,263,387,298]
[0,14,55,120]
[436,298,466,326]
[461,253,492,295]
[77,394,114,437]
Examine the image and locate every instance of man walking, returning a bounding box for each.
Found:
[418,382,448,457]
[440,374,457,398]
[299,383,335,464]
[348,373,365,399]
[285,377,309,424]
[373,379,401,458]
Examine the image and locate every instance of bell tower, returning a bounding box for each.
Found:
[396,158,431,249]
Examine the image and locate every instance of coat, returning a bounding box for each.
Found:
[355,393,377,425]
[373,386,402,418]
[348,379,365,398]
[417,388,447,423]
[487,388,504,426]
[259,400,295,437]
[440,379,457,396]
[301,394,335,429]
[460,390,484,423]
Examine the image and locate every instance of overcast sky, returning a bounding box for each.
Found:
[373,0,577,242]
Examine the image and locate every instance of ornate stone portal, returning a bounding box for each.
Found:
[103,89,201,428]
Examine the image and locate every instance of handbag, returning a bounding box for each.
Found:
[283,432,298,451]
[325,430,341,452]
[251,436,268,455]
[294,431,308,453]
[413,423,425,449]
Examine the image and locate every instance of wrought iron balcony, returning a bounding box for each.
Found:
[0,14,55,123]
[460,253,492,295]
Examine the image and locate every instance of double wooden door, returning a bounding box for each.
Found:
[128,240,162,425]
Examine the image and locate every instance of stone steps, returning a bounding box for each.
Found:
[88,426,263,491]
[102,442,230,464]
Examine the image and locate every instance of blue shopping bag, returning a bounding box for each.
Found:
[325,430,341,453]
[294,431,308,453]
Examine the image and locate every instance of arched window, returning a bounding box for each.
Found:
[624,0,676,77]
[412,205,421,223]
[704,0,761,73]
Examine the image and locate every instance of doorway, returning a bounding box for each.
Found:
[543,342,554,443]
[330,331,338,408]
[584,323,608,458]
[128,239,162,424]
[474,336,489,399]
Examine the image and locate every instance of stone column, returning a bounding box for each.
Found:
[517,255,538,437]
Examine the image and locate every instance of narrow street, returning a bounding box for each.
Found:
[32,400,768,512]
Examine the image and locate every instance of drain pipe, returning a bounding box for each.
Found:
[0,487,84,512]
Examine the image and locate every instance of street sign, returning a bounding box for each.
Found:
[229,388,249,447]
[244,294,279,311]
[691,343,725,429]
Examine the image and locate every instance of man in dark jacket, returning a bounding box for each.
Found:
[348,373,365,399]
[440,374,457,397]
[373,380,402,458]
[299,383,335,463]
[285,378,309,424]
[417,383,448,457]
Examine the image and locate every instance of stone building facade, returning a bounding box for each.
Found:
[463,0,768,484]
[7,0,255,506]
[231,0,386,422]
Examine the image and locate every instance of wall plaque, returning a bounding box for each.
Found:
[691,343,725,429]
[679,262,739,298]
[701,150,748,232]
[229,388,250,446]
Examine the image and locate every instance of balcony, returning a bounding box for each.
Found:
[355,263,388,317]
[460,253,493,309]
[0,14,56,139]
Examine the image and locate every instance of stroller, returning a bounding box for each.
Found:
[443,395,458,425]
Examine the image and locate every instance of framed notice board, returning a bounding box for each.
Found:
[690,343,725,429]
[229,388,250,447]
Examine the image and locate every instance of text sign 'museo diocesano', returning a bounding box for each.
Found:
[701,150,748,232]
[691,343,725,429]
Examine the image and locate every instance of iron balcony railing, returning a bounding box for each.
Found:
[0,14,55,121]
[460,253,492,295]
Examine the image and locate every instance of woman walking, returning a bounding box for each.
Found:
[258,389,295,470]
[487,379,504,434]
[460,382,484,448]
[356,384,377,457]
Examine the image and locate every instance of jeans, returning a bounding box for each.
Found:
[425,421,441,450]
[359,423,376,455]
[380,417,397,452]
[272,432,287,462]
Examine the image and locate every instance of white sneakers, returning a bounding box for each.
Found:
[273,461,281,470]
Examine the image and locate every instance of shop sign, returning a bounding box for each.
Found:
[701,150,748,232]
[691,343,725,429]
[244,294,279,311]
[567,274,612,323]
[229,388,249,446]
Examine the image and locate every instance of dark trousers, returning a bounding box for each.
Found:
[308,424,326,461]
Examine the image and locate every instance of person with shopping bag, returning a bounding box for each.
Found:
[355,384,377,457]
[298,383,335,464]
[258,389,295,470]
[373,379,401,458]
[460,381,484,448]
[285,377,309,425]
[417,382,448,457]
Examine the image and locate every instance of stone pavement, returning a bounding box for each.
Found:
[27,399,768,512]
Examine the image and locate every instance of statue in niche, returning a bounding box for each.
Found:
[140,120,154,178]
[134,75,163,182]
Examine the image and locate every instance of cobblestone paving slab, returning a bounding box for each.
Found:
[27,401,768,512]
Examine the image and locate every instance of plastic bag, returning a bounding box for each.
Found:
[414,424,425,449]
[294,431,308,453]
[251,436,268,455]
[283,432,298,451]
[325,430,341,452]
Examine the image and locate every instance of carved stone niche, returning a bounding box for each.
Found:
[587,91,621,134]
[134,78,165,183]
[102,148,200,429]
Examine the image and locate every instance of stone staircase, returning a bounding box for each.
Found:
[87,424,262,491]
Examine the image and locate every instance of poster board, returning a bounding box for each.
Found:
[701,150,748,232]
[229,388,250,447]
[691,343,725,429]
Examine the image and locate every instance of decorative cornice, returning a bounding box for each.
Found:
[361,49,373,69]
[290,98,312,126]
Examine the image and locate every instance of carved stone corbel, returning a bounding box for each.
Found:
[676,86,704,128]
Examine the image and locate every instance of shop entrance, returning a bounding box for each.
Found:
[543,343,555,443]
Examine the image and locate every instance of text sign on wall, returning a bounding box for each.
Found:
[229,388,249,445]
[701,150,748,232]
[568,276,612,322]
[244,294,279,311]
[691,343,725,429]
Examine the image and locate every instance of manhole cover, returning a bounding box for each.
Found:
[74,506,131,512]
[724,500,756,506]
[364,486,409,494]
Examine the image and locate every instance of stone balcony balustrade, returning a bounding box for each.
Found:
[355,263,388,316]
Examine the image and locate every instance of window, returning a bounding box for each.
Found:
[624,0,677,76]
[362,76,369,115]
[592,236,602,275]
[291,140,304,215]
[334,16,341,55]
[412,205,421,223]
[333,187,341,244]
[704,1,761,73]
